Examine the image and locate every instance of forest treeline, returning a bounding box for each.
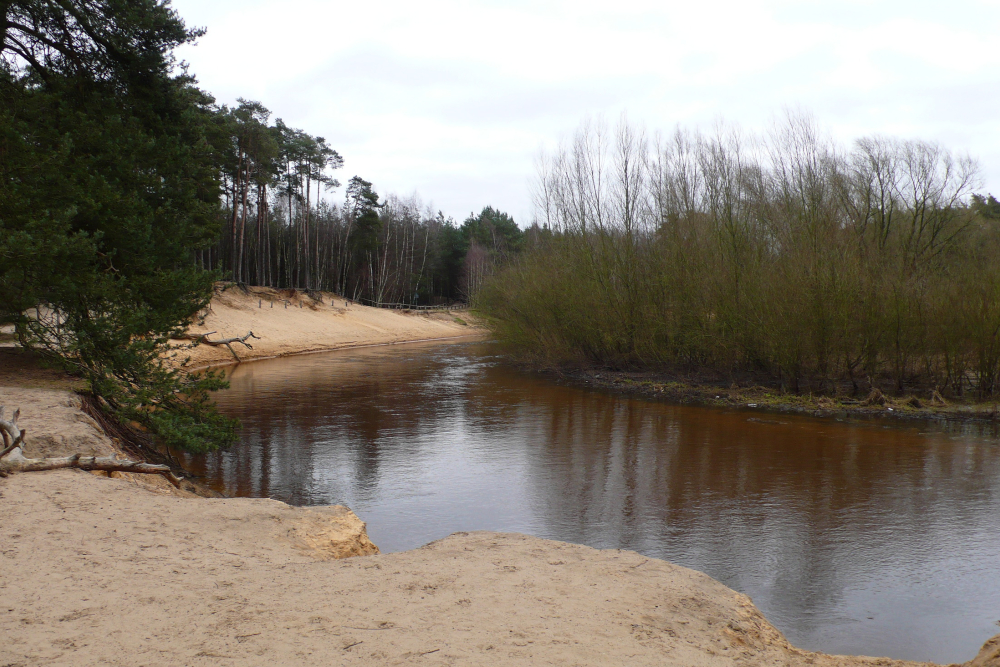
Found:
[204,99,522,304]
[479,116,1000,397]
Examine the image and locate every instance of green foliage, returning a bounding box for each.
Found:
[456,206,522,302]
[346,175,381,257]
[972,193,1000,220]
[199,103,521,305]
[479,118,1000,397]
[1,0,236,451]
[2,0,195,88]
[460,206,523,257]
[422,213,466,301]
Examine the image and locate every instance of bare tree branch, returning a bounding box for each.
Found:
[172,330,260,361]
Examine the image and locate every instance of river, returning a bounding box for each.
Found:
[183,340,1000,663]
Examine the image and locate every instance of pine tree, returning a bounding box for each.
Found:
[1,0,236,451]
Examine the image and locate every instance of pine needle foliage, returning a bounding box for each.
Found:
[0,0,236,451]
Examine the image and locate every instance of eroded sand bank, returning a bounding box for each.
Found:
[0,472,951,666]
[175,285,484,368]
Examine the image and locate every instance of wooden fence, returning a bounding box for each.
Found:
[353,298,467,312]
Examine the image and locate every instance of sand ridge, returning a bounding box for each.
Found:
[174,285,485,369]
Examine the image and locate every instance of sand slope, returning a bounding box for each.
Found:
[175,286,483,368]
[0,467,944,667]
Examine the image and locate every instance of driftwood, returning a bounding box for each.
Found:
[174,330,260,361]
[0,406,183,487]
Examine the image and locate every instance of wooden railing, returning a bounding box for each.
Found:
[353,298,467,312]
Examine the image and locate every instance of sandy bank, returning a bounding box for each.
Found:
[175,285,485,368]
[1,387,997,666]
[0,469,954,667]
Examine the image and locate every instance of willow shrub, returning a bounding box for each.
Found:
[477,117,1000,396]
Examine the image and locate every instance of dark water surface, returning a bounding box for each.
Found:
[185,341,1000,663]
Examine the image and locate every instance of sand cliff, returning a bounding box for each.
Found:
[175,285,484,369]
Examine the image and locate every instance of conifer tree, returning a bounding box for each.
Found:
[1,0,236,451]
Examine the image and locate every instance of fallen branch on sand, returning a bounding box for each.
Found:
[0,406,183,487]
[173,330,260,361]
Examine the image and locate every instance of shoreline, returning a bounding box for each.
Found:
[523,365,1000,426]
[6,449,992,667]
[0,394,993,666]
[185,332,486,372]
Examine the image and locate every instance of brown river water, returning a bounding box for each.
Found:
[183,340,1000,664]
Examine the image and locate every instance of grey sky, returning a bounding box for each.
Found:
[172,0,1000,223]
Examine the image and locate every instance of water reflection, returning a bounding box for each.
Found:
[184,341,1000,664]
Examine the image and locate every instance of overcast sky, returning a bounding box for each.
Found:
[171,0,1000,224]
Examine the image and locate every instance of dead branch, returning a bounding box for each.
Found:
[0,440,21,460]
[1,450,184,488]
[0,406,24,449]
[0,406,23,478]
[173,330,260,361]
[0,405,183,488]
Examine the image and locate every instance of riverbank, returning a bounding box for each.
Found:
[542,366,1000,425]
[6,470,983,667]
[3,399,994,667]
[2,357,998,665]
[176,284,485,369]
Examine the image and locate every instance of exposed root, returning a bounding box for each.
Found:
[0,405,183,488]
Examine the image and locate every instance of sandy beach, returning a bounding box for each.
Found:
[1,292,997,667]
[175,285,484,369]
[0,464,960,667]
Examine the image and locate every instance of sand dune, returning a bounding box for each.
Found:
[175,285,484,369]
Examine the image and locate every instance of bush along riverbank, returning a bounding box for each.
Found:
[478,116,1000,411]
